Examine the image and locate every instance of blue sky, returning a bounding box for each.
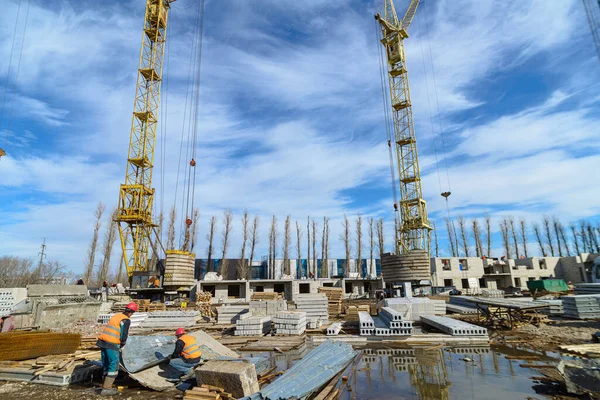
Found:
[0,0,599,275]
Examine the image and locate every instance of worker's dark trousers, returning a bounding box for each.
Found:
[169,358,199,376]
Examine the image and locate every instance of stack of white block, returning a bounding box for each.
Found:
[0,288,27,317]
[235,315,272,336]
[379,307,413,336]
[358,311,375,336]
[216,305,250,324]
[249,300,288,317]
[295,294,328,325]
[274,311,306,335]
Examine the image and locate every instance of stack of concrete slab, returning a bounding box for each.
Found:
[216,305,250,324]
[446,304,478,314]
[536,299,564,315]
[358,311,374,336]
[295,294,328,324]
[574,283,600,295]
[481,289,504,298]
[379,307,413,335]
[448,296,478,309]
[249,300,287,317]
[138,311,199,328]
[421,315,488,337]
[0,288,27,317]
[235,315,272,336]
[384,298,443,321]
[274,311,306,335]
[562,295,600,320]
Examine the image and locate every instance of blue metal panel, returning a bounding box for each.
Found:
[244,340,358,400]
[376,259,381,276]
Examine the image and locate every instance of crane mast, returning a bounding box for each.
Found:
[116,0,174,278]
[376,0,431,257]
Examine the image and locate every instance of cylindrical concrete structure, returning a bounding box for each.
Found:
[163,250,195,287]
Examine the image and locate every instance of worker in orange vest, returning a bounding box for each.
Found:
[168,328,202,381]
[96,302,138,396]
[148,276,161,288]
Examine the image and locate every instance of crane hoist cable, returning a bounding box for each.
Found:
[375,23,401,244]
[1,0,31,158]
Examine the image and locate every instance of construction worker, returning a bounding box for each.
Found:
[169,328,202,381]
[96,302,138,396]
[148,276,161,288]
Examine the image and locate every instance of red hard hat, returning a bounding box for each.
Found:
[175,328,185,336]
[125,302,138,312]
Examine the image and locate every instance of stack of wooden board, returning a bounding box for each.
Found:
[344,305,370,322]
[133,299,150,312]
[163,250,195,287]
[318,287,343,317]
[0,332,81,361]
[252,292,281,300]
[184,384,234,400]
[147,302,167,312]
[197,291,214,318]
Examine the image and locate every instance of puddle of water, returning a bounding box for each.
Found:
[343,346,560,400]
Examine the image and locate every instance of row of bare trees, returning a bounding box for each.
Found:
[439,214,600,258]
[0,256,68,288]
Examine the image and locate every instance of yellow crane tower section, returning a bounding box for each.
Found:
[115,0,175,278]
[376,0,432,256]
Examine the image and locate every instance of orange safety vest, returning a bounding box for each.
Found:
[180,334,201,360]
[99,313,129,345]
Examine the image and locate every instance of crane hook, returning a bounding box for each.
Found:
[185,218,193,226]
[190,158,196,167]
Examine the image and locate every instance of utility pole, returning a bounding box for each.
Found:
[37,238,47,279]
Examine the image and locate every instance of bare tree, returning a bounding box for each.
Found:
[533,223,547,257]
[166,205,177,250]
[580,221,590,253]
[312,220,317,277]
[471,219,482,258]
[559,223,571,256]
[237,210,249,279]
[0,256,34,287]
[445,218,456,257]
[98,208,118,284]
[376,218,385,257]
[340,214,351,277]
[457,216,469,257]
[519,218,529,258]
[206,216,217,272]
[283,215,291,275]
[306,216,311,277]
[296,221,303,278]
[552,217,563,257]
[508,216,519,259]
[190,209,200,253]
[368,217,375,275]
[321,218,327,278]
[116,252,125,284]
[570,225,580,255]
[355,214,363,276]
[323,217,330,277]
[484,213,492,257]
[248,215,260,279]
[85,202,105,285]
[542,216,555,256]
[269,215,278,278]
[499,218,511,258]
[220,209,233,276]
[588,223,600,253]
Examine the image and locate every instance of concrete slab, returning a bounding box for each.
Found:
[196,360,259,398]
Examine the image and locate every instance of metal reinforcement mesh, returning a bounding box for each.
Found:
[0,332,81,361]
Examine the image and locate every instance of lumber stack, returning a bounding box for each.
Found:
[163,250,196,287]
[252,292,281,300]
[381,250,431,282]
[147,302,167,312]
[184,384,234,400]
[133,299,150,312]
[0,332,81,361]
[318,287,343,317]
[197,291,215,318]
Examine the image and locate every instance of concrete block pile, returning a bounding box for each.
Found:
[379,307,413,335]
[574,283,600,295]
[249,299,287,317]
[385,298,446,321]
[421,315,488,336]
[273,311,306,335]
[562,295,600,319]
[235,315,272,336]
[217,305,250,324]
[295,294,328,325]
[139,311,199,328]
[481,289,504,298]
[358,311,374,336]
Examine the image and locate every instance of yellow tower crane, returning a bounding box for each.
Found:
[115,0,175,279]
[376,0,432,284]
